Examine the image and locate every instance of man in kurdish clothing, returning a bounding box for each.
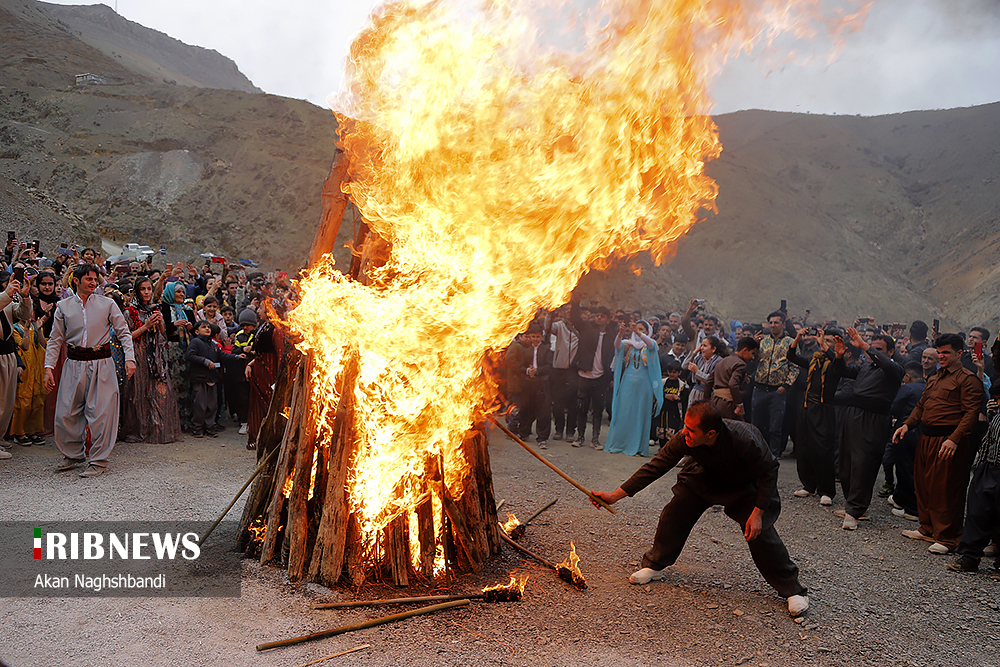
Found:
[752,311,799,458]
[593,401,809,618]
[786,326,843,507]
[832,327,903,530]
[894,333,984,554]
[707,336,758,420]
[43,264,135,477]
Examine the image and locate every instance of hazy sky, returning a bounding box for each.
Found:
[44,0,1000,116]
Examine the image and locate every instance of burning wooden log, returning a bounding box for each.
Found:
[256,599,471,652]
[500,498,558,541]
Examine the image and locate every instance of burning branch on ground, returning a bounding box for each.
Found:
[498,531,587,590]
[500,499,558,541]
[311,575,528,609]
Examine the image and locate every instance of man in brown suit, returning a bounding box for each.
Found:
[893,333,984,554]
[708,337,758,420]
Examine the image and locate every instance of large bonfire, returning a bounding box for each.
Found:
[243,0,868,586]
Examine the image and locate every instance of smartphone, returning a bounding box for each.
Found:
[975,341,984,357]
[60,242,68,249]
[7,231,15,241]
[933,319,940,335]
[859,317,870,325]
[12,266,24,283]
[780,299,787,311]
[33,240,39,251]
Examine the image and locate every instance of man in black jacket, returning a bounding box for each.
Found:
[514,324,553,448]
[593,401,809,617]
[833,327,903,529]
[570,301,616,449]
[185,321,244,438]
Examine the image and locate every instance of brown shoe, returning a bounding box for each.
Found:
[55,457,86,472]
[79,465,106,478]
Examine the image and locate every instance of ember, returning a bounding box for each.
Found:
[481,574,529,603]
[500,513,525,540]
[556,543,587,590]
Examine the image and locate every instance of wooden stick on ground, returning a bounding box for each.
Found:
[498,530,556,569]
[292,644,371,667]
[312,594,482,610]
[256,600,471,652]
[524,499,557,525]
[487,416,616,514]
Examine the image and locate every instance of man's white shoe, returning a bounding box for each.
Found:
[239,423,249,435]
[0,447,11,460]
[891,507,918,521]
[629,567,666,585]
[787,595,809,617]
[842,514,858,530]
[819,495,833,506]
[793,489,813,498]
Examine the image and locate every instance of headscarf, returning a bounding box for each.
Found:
[130,277,159,315]
[621,320,653,366]
[162,281,188,324]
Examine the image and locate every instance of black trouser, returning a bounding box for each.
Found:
[839,406,892,519]
[226,379,250,423]
[550,368,578,438]
[888,424,919,514]
[576,374,611,442]
[516,379,551,442]
[641,482,806,598]
[956,462,1000,565]
[191,382,218,433]
[752,386,787,458]
[795,401,837,497]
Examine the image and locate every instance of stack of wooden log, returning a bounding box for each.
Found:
[236,150,501,587]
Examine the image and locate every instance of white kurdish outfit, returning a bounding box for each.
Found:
[43,293,135,466]
[0,291,32,436]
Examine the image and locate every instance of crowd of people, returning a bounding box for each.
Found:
[0,234,291,475]
[503,295,1000,599]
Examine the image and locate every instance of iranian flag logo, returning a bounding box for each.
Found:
[34,527,41,559]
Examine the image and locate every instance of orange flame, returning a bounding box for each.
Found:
[481,573,529,601]
[247,517,267,546]
[500,513,521,535]
[556,542,587,589]
[288,0,869,567]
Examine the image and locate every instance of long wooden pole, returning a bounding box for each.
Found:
[312,594,484,610]
[198,445,280,547]
[256,599,471,652]
[525,499,558,525]
[292,644,371,667]
[487,416,616,514]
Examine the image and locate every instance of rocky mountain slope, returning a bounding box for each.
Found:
[1,0,997,334]
[39,2,261,93]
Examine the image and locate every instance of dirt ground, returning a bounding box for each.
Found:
[3,422,999,667]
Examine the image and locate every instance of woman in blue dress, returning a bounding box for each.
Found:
[605,320,663,457]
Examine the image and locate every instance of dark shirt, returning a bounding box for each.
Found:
[569,301,615,377]
[833,348,903,414]
[620,420,779,524]
[891,379,925,424]
[787,345,839,405]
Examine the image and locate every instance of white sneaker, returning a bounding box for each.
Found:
[793,489,813,498]
[0,447,11,460]
[819,495,833,506]
[842,514,858,530]
[538,441,548,450]
[629,567,666,585]
[891,507,918,521]
[787,594,809,617]
[239,423,249,435]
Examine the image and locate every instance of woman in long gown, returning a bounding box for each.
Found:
[605,320,663,457]
[122,276,181,443]
[161,280,196,432]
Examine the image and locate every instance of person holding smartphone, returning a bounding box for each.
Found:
[0,270,33,460]
[963,327,996,386]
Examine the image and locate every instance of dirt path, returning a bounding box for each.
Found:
[2,425,998,666]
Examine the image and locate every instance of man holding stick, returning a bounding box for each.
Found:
[593,401,809,617]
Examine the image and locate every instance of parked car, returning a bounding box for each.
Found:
[122,243,155,261]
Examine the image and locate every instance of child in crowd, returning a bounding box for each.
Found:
[655,360,687,447]
[221,306,238,341]
[183,320,244,438]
